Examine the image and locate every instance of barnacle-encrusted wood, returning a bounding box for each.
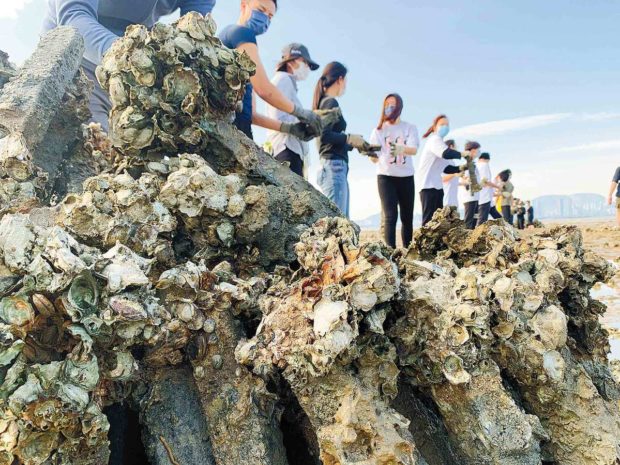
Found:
[96,12,256,157]
[1,13,619,465]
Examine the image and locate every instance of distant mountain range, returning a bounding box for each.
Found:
[531,193,614,219]
[355,193,614,230]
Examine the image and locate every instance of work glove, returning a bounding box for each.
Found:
[346,134,366,150]
[292,104,322,136]
[462,150,472,159]
[390,143,407,157]
[458,164,469,173]
[280,122,315,141]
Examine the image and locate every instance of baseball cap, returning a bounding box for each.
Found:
[278,43,319,71]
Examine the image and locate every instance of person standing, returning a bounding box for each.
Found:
[219,0,320,140]
[608,166,620,227]
[526,200,535,227]
[516,200,526,229]
[497,169,514,225]
[265,43,319,177]
[442,140,461,212]
[43,0,217,132]
[476,152,500,226]
[461,141,482,230]
[313,62,369,218]
[368,93,419,248]
[417,115,470,225]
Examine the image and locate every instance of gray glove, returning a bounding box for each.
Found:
[280,122,316,142]
[346,134,366,150]
[292,104,322,136]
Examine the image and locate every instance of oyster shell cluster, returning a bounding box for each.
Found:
[96,12,256,158]
[239,209,620,465]
[1,15,619,465]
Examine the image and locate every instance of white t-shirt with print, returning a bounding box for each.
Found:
[369,121,419,177]
[417,133,450,190]
[477,161,494,205]
[443,160,459,207]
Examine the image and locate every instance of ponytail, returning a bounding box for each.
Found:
[423,114,448,138]
[312,61,348,110]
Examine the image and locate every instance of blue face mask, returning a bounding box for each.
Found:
[246,9,271,35]
[384,105,396,118]
[437,124,450,138]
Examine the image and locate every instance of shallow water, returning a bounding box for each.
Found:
[592,277,620,360]
[592,283,618,299]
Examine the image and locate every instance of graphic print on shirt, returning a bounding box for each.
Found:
[382,134,408,166]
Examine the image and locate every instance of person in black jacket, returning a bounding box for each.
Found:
[312,62,370,217]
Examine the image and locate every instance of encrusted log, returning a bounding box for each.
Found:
[138,367,216,465]
[0,28,94,210]
[2,12,620,465]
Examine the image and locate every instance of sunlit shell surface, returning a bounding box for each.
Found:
[97,12,255,157]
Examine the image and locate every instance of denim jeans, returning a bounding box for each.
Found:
[318,159,349,217]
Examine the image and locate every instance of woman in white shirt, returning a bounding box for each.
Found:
[441,140,461,211]
[369,94,419,248]
[417,115,469,225]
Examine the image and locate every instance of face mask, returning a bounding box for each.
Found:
[384,104,396,118]
[437,124,450,138]
[246,9,270,35]
[292,62,310,81]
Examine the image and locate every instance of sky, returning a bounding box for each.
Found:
[1,0,619,221]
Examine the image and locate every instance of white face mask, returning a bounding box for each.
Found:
[292,62,310,81]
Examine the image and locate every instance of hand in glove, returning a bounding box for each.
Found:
[292,105,322,136]
[281,122,315,141]
[347,134,367,150]
[390,142,407,157]
[458,164,469,173]
[462,150,472,159]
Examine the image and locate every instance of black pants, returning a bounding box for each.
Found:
[420,188,444,226]
[275,148,304,177]
[489,205,502,219]
[234,116,253,139]
[502,205,513,225]
[477,202,491,226]
[517,215,525,229]
[378,175,415,248]
[464,201,479,230]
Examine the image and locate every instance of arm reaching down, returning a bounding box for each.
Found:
[238,42,295,114]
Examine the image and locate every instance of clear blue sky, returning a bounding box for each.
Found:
[1,0,619,220]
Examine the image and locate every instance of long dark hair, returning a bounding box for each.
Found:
[377,93,404,130]
[312,61,348,110]
[498,169,512,182]
[423,114,447,138]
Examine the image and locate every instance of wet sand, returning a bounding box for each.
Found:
[361,217,620,358]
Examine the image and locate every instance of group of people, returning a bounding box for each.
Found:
[43,0,539,252]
